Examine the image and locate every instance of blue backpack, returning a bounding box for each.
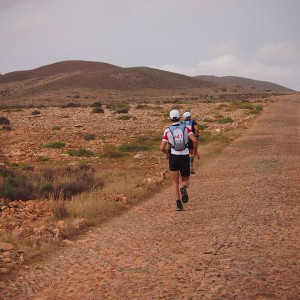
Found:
[169,124,188,151]
[181,119,194,130]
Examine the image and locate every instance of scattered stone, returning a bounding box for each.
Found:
[0,242,14,251]
[71,218,86,230]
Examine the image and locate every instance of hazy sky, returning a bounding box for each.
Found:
[1,0,299,90]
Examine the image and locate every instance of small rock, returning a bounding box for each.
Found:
[215,128,221,134]
[71,218,86,230]
[0,242,14,251]
[3,257,12,263]
[62,239,73,246]
[57,220,66,228]
[122,197,128,205]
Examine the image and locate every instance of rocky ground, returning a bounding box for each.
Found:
[0,93,299,299]
[1,93,295,293]
[0,100,259,163]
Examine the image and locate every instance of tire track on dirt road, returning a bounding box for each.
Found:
[1,95,300,299]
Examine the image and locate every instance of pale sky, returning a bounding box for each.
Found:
[0,0,299,90]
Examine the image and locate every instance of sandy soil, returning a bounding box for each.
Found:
[0,95,300,299]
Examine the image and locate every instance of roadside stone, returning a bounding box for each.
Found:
[0,242,14,251]
[71,218,86,230]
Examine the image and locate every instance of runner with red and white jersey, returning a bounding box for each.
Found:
[160,109,199,211]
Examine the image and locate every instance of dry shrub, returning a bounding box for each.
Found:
[67,189,127,225]
[101,144,126,158]
[39,167,104,200]
[1,231,61,266]
[0,165,104,201]
[0,116,10,125]
[51,199,69,219]
[65,170,156,225]
[91,107,104,113]
[0,169,34,200]
[100,170,153,204]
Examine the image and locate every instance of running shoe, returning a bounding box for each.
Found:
[176,200,183,211]
[180,185,189,203]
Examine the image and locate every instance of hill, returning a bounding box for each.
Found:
[0,60,120,84]
[194,75,295,92]
[0,61,294,106]
[0,60,214,92]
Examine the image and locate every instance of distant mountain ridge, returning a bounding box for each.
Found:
[0,60,294,93]
[194,75,294,92]
[0,60,214,91]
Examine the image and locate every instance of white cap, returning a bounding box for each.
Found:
[183,111,191,119]
[169,109,180,121]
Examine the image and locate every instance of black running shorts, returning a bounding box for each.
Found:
[169,154,190,177]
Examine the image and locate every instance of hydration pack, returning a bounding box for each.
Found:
[181,119,194,130]
[169,124,187,151]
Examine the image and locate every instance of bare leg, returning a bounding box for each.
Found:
[181,176,190,188]
[189,149,195,174]
[170,170,180,200]
[181,176,190,203]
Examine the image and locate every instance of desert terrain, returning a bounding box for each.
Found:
[0,61,299,298]
[0,92,299,299]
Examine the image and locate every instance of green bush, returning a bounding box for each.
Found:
[218,118,234,124]
[198,124,208,130]
[100,145,126,158]
[67,148,94,157]
[43,141,66,149]
[226,101,254,111]
[119,135,159,153]
[52,126,61,130]
[247,105,263,115]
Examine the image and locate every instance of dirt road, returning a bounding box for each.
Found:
[1,96,300,299]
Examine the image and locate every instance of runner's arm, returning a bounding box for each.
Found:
[189,133,200,160]
[160,140,170,158]
[193,122,200,140]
